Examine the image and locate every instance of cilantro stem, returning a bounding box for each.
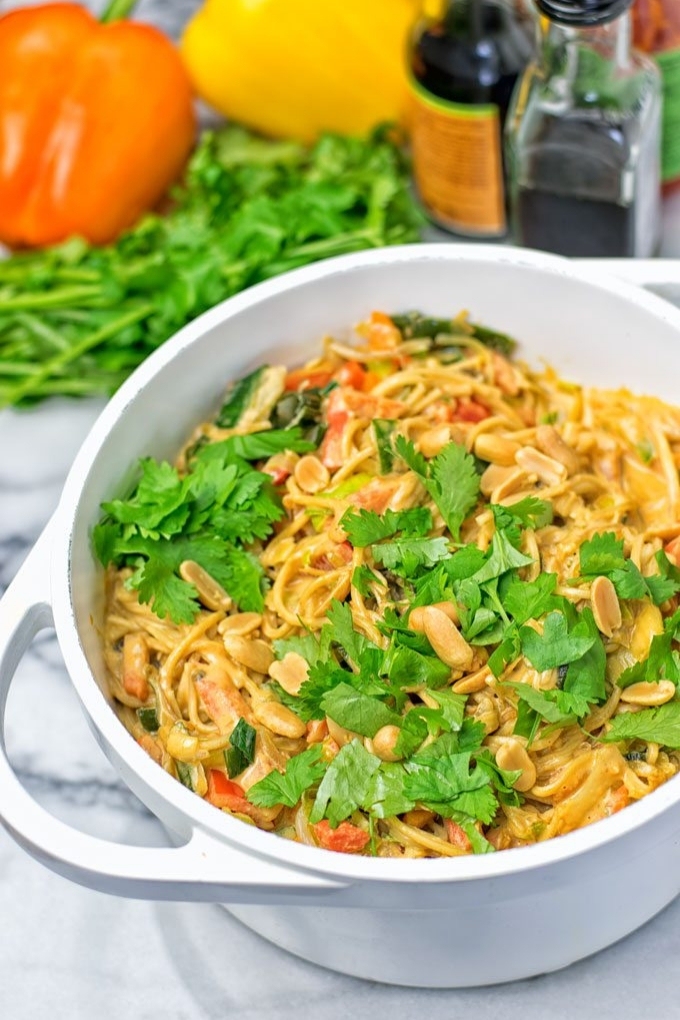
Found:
[0,285,104,312]
[1,304,153,407]
[99,0,138,23]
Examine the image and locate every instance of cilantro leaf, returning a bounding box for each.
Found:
[505,681,578,726]
[297,662,349,722]
[579,532,625,575]
[386,644,452,690]
[273,631,325,665]
[472,530,534,584]
[340,506,432,547]
[562,608,606,707]
[310,740,381,826]
[364,763,415,819]
[321,682,400,738]
[403,750,499,825]
[394,436,480,540]
[504,497,553,530]
[351,564,385,598]
[199,427,314,462]
[247,745,327,808]
[502,572,563,626]
[372,537,450,576]
[488,624,521,677]
[601,701,680,748]
[99,459,191,536]
[128,558,199,624]
[325,599,370,665]
[578,532,677,606]
[225,718,257,777]
[429,443,481,540]
[520,611,596,671]
[617,629,680,688]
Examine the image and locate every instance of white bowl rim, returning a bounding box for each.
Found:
[50,242,680,885]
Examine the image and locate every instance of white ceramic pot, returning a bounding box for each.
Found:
[2,245,680,989]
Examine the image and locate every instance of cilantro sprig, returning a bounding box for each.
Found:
[94,429,311,623]
[579,532,680,606]
[395,437,480,540]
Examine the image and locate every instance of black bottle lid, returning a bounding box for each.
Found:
[535,0,633,25]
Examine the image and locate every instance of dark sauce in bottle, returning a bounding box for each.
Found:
[409,0,534,237]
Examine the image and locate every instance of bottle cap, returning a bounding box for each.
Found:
[536,0,633,25]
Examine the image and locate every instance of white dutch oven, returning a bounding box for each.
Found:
[2,245,680,989]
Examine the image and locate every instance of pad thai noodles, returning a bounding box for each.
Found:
[95,310,680,857]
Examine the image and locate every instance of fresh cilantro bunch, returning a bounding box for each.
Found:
[93,427,312,623]
[0,125,422,408]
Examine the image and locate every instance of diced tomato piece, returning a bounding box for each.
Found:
[284,367,333,392]
[451,398,491,424]
[335,360,367,391]
[206,770,249,811]
[266,466,290,486]
[312,819,370,853]
[306,719,329,744]
[360,311,402,351]
[314,541,354,570]
[341,387,405,420]
[348,477,400,515]
[665,536,680,566]
[445,818,473,852]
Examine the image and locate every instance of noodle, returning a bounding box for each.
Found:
[99,310,680,857]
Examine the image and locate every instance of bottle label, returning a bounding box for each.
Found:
[408,76,506,236]
[656,47,680,184]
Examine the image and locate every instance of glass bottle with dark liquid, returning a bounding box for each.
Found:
[506,0,662,257]
[408,0,534,237]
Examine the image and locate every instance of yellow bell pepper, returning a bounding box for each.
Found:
[181,0,421,142]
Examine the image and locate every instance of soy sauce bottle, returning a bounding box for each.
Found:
[408,0,534,237]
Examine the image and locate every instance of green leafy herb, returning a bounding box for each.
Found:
[351,564,385,598]
[340,506,432,547]
[502,572,563,626]
[403,749,499,825]
[0,125,422,409]
[519,611,597,671]
[363,763,415,818]
[372,537,450,576]
[579,532,680,606]
[373,419,397,474]
[247,745,327,808]
[601,701,680,748]
[617,629,680,688]
[394,436,480,540]
[137,707,159,733]
[93,437,292,623]
[215,366,268,428]
[492,497,554,532]
[320,682,400,737]
[224,718,257,778]
[310,740,381,826]
[472,530,534,584]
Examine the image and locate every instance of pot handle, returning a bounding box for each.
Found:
[0,524,346,904]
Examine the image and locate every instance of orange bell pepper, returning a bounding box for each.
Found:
[0,0,196,248]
